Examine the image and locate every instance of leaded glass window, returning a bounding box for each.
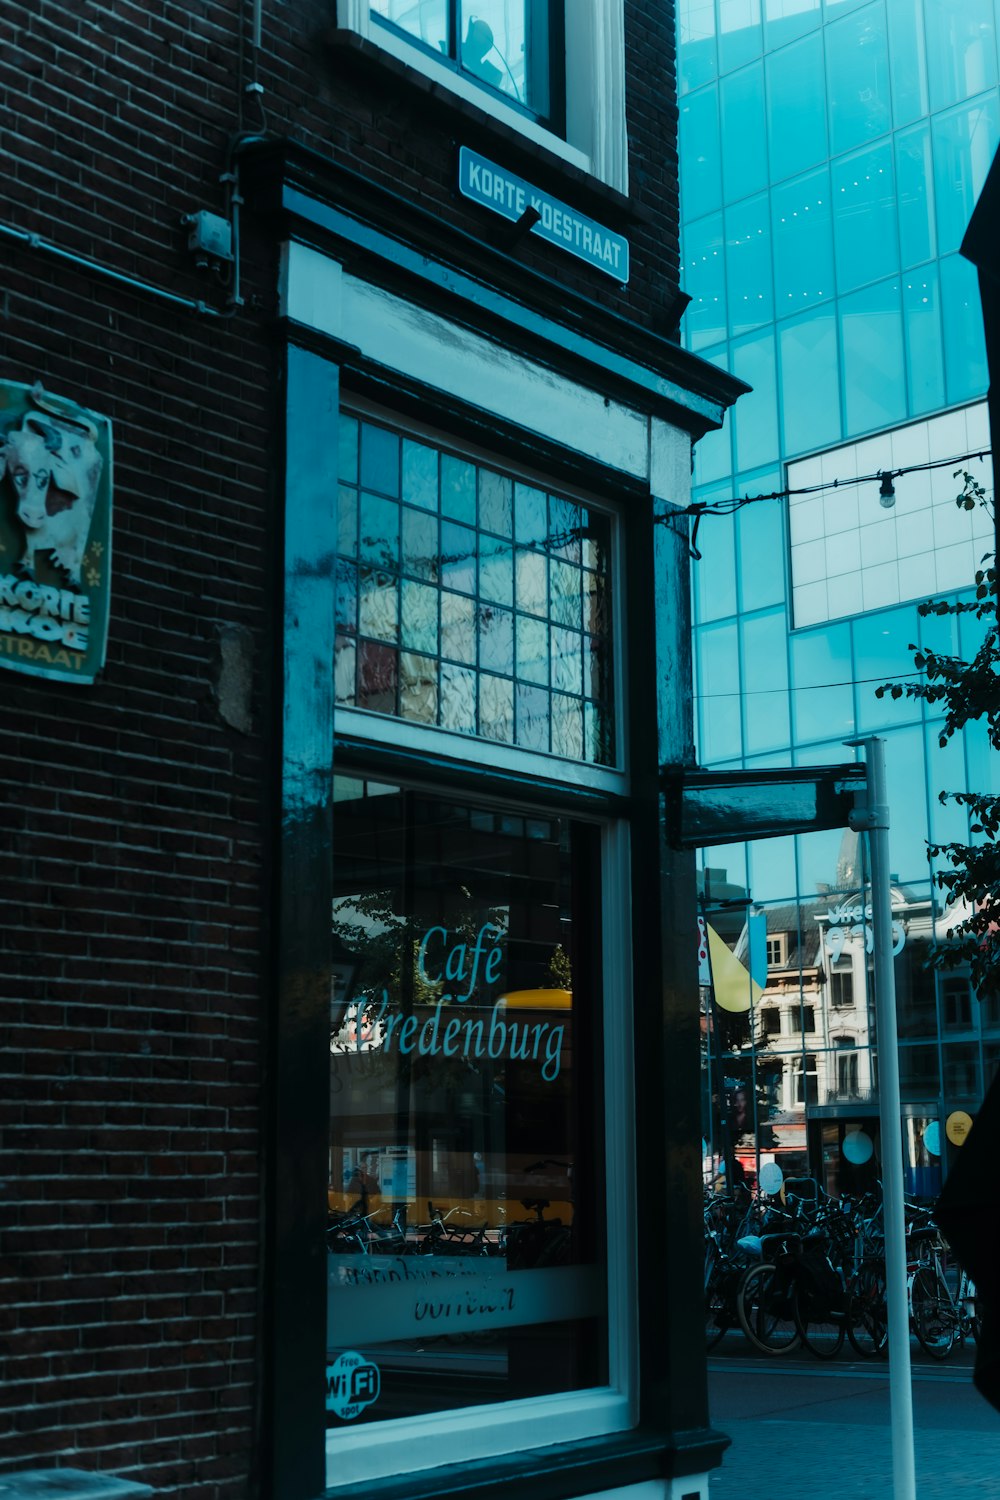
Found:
[335,415,615,765]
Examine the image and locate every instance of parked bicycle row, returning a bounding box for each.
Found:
[705,1165,978,1360]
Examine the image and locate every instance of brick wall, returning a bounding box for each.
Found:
[0,2,681,1496]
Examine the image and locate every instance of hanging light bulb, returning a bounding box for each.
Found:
[878,471,896,509]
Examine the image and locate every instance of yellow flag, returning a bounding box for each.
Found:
[707,923,762,1013]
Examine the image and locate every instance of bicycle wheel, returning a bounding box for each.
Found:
[847,1260,888,1358]
[911,1265,957,1359]
[737,1262,801,1355]
[794,1281,845,1359]
[705,1248,727,1351]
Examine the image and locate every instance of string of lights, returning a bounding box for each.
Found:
[659,445,994,560]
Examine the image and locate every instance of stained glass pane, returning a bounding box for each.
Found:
[359,494,399,569]
[516,681,549,750]
[516,614,548,685]
[479,536,514,607]
[552,627,582,695]
[441,521,476,594]
[549,496,583,562]
[585,701,612,763]
[584,634,607,699]
[479,604,514,675]
[515,482,547,542]
[402,507,438,581]
[441,663,477,733]
[359,570,398,642]
[480,673,514,741]
[360,423,400,497]
[335,560,357,634]
[441,591,476,664]
[335,634,356,706]
[338,415,359,484]
[338,486,357,558]
[441,455,476,523]
[400,652,438,724]
[402,439,438,510]
[479,469,513,536]
[515,550,547,616]
[552,694,584,759]
[357,639,397,714]
[401,580,438,655]
[550,561,582,629]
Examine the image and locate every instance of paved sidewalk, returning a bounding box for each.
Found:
[709,1415,1000,1499]
[708,1355,1000,1500]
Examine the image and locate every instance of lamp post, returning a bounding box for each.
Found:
[846,735,915,1500]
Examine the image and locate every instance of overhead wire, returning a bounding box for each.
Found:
[665,446,994,559]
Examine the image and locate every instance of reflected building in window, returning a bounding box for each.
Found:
[681,0,1000,1195]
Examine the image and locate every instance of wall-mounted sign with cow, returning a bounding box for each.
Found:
[0,381,112,684]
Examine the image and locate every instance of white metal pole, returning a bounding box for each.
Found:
[847,735,916,1500]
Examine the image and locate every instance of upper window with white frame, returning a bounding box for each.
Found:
[371,1,563,130]
[335,0,627,189]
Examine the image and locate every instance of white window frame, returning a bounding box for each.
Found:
[335,0,628,191]
[325,814,637,1487]
[335,396,630,794]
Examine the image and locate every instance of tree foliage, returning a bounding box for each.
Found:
[876,469,1000,998]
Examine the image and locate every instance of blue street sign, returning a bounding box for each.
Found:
[458,147,630,284]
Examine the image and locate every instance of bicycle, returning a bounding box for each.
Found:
[909,1226,979,1360]
[737,1231,803,1355]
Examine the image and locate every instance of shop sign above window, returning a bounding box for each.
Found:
[0,380,112,685]
[458,148,630,282]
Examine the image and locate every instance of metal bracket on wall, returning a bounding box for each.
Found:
[663,762,869,849]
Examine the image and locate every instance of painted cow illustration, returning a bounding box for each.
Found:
[0,412,102,586]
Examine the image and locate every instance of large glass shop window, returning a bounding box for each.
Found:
[327,779,607,1429]
[335,413,615,766]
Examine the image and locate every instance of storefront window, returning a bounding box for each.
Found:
[326,778,619,1476]
[336,414,615,766]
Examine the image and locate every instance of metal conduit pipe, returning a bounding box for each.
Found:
[0,220,225,318]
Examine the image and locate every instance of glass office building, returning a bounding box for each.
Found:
[679,0,1000,1197]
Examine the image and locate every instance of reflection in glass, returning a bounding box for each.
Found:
[737,483,784,612]
[683,213,728,352]
[779,306,841,455]
[941,253,989,405]
[903,267,945,416]
[328,783,606,1425]
[884,0,928,126]
[741,609,790,754]
[825,3,890,157]
[765,33,827,184]
[932,96,1000,258]
[790,623,854,744]
[840,278,907,434]
[896,124,935,269]
[679,85,723,221]
[832,143,897,295]
[924,0,997,114]
[772,168,833,311]
[697,620,742,762]
[721,63,768,204]
[693,495,737,623]
[731,330,778,473]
